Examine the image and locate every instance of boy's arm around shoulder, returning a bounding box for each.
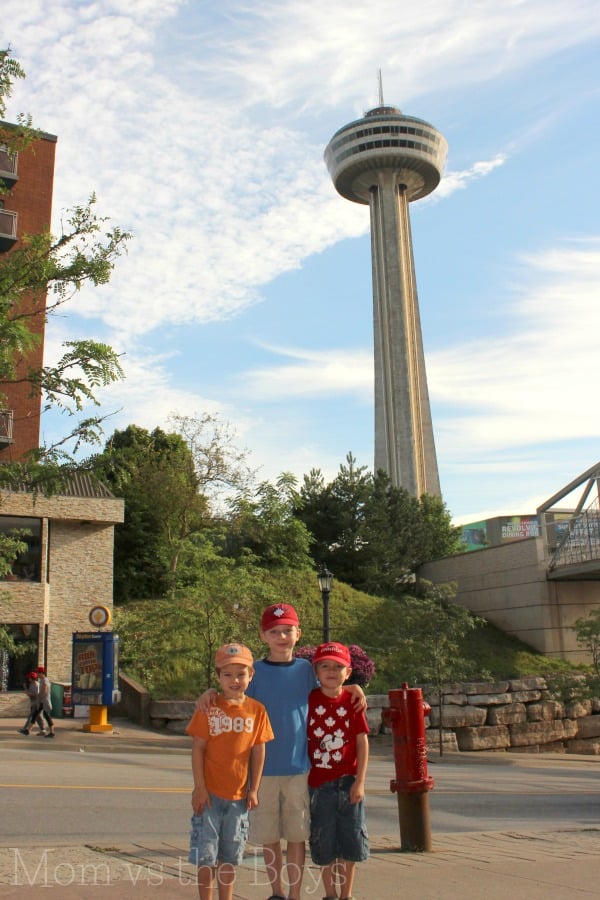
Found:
[247,741,265,811]
[191,736,210,815]
[246,698,274,810]
[195,687,218,713]
[349,731,369,804]
[345,682,367,711]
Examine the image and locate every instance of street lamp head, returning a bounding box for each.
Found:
[317,566,334,594]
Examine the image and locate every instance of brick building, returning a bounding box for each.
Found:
[0,127,124,708]
[0,128,57,457]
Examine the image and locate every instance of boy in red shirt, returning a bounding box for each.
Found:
[187,643,274,900]
[308,642,370,900]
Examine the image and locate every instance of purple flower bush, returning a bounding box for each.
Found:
[295,643,375,688]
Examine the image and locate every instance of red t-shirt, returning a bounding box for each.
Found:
[307,687,369,788]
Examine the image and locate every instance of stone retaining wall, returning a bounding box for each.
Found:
[419,677,600,754]
[142,676,600,755]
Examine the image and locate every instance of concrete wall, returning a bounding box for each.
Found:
[420,537,600,663]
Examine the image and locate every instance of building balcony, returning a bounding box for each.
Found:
[0,146,18,186]
[0,410,14,446]
[0,208,17,250]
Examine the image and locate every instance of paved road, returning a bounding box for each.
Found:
[0,719,599,898]
[0,721,599,842]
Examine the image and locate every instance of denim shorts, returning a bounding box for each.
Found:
[188,794,249,867]
[309,775,369,866]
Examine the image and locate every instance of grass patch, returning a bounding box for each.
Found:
[115,570,582,698]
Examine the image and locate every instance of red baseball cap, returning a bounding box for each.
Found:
[312,642,351,667]
[261,603,300,631]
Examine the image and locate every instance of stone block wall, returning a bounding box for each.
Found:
[417,677,600,754]
[131,676,600,756]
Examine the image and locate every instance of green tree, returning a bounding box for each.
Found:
[360,472,460,597]
[0,48,38,168]
[92,425,207,601]
[573,609,600,674]
[168,412,255,504]
[298,453,372,583]
[227,472,313,569]
[297,456,460,595]
[400,581,485,755]
[0,48,130,482]
[114,556,283,696]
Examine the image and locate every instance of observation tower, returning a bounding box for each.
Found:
[324,92,447,497]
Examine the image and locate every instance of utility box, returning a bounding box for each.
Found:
[50,682,66,718]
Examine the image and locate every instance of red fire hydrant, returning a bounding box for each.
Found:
[382,683,434,851]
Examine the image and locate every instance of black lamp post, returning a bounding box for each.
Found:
[317,565,334,642]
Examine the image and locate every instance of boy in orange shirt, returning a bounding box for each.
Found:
[186,643,274,900]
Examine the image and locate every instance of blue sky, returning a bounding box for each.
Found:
[3,0,600,522]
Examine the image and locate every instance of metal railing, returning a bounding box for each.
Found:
[0,409,14,444]
[548,496,600,571]
[0,208,17,240]
[0,146,18,180]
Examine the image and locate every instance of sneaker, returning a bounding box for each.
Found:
[37,730,47,736]
[45,732,55,738]
[18,728,30,735]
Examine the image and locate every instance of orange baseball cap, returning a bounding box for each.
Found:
[215,643,254,669]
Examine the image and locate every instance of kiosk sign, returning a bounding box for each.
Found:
[71,631,120,706]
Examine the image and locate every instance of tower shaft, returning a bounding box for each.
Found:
[370,173,439,496]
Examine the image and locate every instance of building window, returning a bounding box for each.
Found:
[0,624,39,691]
[0,516,42,581]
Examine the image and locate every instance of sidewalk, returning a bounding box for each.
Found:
[1,717,598,898]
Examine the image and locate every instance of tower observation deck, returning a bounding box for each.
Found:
[325,104,447,497]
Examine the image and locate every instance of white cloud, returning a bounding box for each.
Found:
[240,345,372,400]
[6,0,597,349]
[430,239,600,455]
[436,154,507,198]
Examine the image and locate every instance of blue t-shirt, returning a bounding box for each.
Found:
[246,657,317,776]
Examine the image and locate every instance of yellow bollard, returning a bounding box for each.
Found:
[82,704,113,733]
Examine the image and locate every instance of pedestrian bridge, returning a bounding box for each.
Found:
[539,462,600,580]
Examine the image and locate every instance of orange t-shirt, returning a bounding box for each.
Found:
[186,695,274,800]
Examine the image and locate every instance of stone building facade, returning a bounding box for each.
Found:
[0,476,124,711]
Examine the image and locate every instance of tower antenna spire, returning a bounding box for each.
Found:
[377,68,384,107]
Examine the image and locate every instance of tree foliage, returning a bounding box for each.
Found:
[226,472,313,570]
[91,425,207,601]
[297,453,460,595]
[573,609,600,675]
[168,412,255,505]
